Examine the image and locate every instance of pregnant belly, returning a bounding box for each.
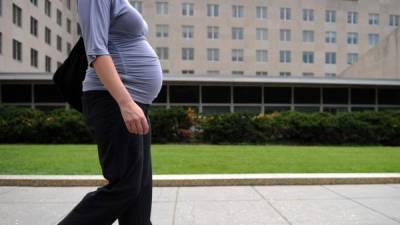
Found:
[119,57,163,101]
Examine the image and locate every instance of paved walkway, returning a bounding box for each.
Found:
[1,184,400,225]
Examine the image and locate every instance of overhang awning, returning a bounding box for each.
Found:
[1,72,400,86]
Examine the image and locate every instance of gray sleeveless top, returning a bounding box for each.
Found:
[76,0,163,105]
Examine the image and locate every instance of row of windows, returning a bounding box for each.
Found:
[1,84,399,106]
[36,0,71,16]
[8,38,63,72]
[164,69,334,78]
[129,1,400,27]
[12,2,74,34]
[10,2,74,55]
[155,86,400,105]
[156,47,353,65]
[156,25,380,46]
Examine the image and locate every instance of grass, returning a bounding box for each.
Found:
[0,144,399,175]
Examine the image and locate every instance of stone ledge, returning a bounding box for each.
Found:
[0,173,399,187]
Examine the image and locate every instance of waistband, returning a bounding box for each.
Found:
[82,90,150,110]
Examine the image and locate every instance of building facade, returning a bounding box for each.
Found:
[0,0,399,114]
[0,0,79,73]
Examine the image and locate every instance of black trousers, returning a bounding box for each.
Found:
[57,90,153,225]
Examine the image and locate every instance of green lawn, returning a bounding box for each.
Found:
[0,144,399,175]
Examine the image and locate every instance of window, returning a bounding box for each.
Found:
[45,27,51,45]
[156,2,168,15]
[280,8,291,20]
[67,19,71,34]
[325,10,336,23]
[57,35,62,52]
[0,0,2,17]
[347,53,358,65]
[232,5,244,18]
[323,88,348,104]
[35,84,64,103]
[368,33,379,46]
[31,0,38,6]
[207,26,219,39]
[369,13,379,25]
[280,29,291,41]
[256,6,267,19]
[77,23,82,36]
[303,9,314,21]
[202,86,230,103]
[169,85,199,103]
[347,32,358,44]
[302,73,314,77]
[182,48,194,60]
[155,47,168,60]
[325,31,336,43]
[232,27,244,40]
[232,49,244,62]
[156,24,168,38]
[12,4,22,27]
[256,71,268,76]
[294,87,320,104]
[389,15,400,27]
[233,86,262,103]
[66,0,71,10]
[30,48,38,68]
[45,55,52,72]
[57,9,62,26]
[207,48,219,61]
[302,51,314,64]
[207,70,220,75]
[182,3,194,16]
[256,50,268,62]
[1,85,32,103]
[66,42,72,55]
[45,0,51,17]
[325,52,336,64]
[129,1,142,13]
[280,72,291,77]
[232,71,244,75]
[256,28,267,40]
[347,11,358,24]
[30,17,38,37]
[12,39,22,61]
[303,30,314,42]
[265,87,291,103]
[325,73,336,77]
[182,70,194,74]
[378,89,400,105]
[351,88,375,104]
[182,25,194,38]
[0,32,2,54]
[207,4,218,17]
[280,50,291,63]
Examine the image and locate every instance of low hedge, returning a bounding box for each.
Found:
[0,106,399,145]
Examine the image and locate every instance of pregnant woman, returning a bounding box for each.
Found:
[58,0,162,224]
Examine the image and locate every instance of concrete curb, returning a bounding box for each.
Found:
[1,173,400,187]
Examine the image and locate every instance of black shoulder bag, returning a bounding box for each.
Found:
[52,37,88,113]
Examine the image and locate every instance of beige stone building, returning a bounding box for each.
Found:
[0,0,79,73]
[140,0,400,77]
[0,0,399,113]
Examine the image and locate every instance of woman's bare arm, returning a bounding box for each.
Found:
[91,55,149,135]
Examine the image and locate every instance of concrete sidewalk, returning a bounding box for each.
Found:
[1,184,400,225]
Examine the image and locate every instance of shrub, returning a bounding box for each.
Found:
[0,105,399,145]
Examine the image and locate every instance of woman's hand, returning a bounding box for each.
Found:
[118,100,149,135]
[90,55,149,135]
